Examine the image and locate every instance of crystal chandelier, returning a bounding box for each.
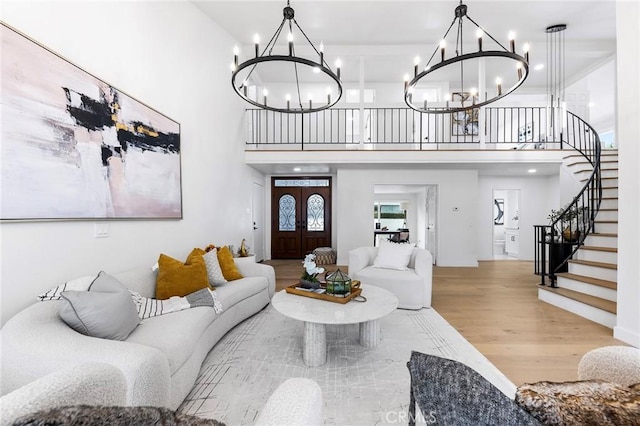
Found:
[230,1,343,113]
[404,1,530,113]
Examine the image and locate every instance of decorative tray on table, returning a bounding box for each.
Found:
[285,281,362,304]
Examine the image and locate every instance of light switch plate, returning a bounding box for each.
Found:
[95,223,109,238]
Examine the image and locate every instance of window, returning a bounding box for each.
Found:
[278,194,296,231]
[307,194,324,231]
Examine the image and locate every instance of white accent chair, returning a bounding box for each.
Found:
[0,363,127,426]
[1,364,323,426]
[348,246,433,309]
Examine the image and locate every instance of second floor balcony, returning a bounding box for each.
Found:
[245,105,587,151]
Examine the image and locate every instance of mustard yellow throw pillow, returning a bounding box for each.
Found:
[156,248,209,300]
[217,246,244,281]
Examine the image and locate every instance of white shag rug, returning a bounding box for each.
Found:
[179,305,515,425]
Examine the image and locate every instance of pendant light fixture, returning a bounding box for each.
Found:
[231,1,343,114]
[404,1,530,113]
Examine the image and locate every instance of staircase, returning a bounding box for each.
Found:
[538,150,618,328]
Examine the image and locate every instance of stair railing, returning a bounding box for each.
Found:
[536,110,602,286]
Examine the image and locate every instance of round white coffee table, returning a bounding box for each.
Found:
[271,285,399,367]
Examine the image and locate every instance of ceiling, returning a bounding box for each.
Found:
[195,0,617,91]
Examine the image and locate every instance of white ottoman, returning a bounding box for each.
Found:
[578,346,640,386]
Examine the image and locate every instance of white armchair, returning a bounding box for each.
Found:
[348,246,433,309]
[0,363,127,426]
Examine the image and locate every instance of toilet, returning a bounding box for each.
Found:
[493,240,506,255]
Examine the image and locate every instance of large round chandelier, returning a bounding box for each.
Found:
[404,1,530,113]
[231,1,343,114]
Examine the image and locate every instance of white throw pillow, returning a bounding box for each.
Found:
[373,242,414,270]
[203,249,228,285]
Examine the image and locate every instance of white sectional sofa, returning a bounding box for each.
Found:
[0,259,276,411]
[348,246,433,309]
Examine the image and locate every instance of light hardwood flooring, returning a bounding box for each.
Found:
[263,259,624,386]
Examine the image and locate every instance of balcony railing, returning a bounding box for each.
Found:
[246,106,565,149]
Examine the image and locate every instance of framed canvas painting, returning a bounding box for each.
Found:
[451,92,479,136]
[1,23,182,220]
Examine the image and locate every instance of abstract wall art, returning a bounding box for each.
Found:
[451,92,479,137]
[1,23,182,220]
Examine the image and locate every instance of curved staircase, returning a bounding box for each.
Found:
[538,150,618,328]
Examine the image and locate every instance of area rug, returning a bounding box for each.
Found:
[179,305,515,425]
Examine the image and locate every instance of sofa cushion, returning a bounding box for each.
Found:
[58,272,140,341]
[516,380,640,426]
[126,306,217,375]
[353,266,423,309]
[217,246,244,281]
[373,241,414,270]
[156,249,210,300]
[213,276,267,309]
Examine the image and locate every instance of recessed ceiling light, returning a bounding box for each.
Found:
[534,64,544,71]
[528,169,537,173]
[293,167,302,172]
[588,102,595,107]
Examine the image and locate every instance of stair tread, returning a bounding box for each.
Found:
[589,232,618,237]
[563,151,617,159]
[581,245,618,253]
[594,220,618,224]
[580,177,617,182]
[556,272,617,290]
[567,160,618,166]
[576,168,618,173]
[540,286,617,314]
[569,259,618,270]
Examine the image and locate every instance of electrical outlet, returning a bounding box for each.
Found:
[95,223,109,238]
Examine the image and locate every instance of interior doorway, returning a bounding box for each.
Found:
[492,189,520,260]
[271,177,332,259]
[251,182,265,262]
[373,184,437,264]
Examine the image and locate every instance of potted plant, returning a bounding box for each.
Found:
[300,254,325,289]
[547,205,588,243]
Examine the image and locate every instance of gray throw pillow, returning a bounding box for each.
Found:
[59,271,140,341]
[89,270,130,293]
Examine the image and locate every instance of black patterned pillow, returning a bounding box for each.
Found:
[515,380,640,425]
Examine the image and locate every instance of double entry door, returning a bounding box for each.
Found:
[271,177,331,259]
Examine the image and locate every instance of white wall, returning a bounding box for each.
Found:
[614,0,640,347]
[478,174,559,261]
[336,169,478,266]
[0,2,263,325]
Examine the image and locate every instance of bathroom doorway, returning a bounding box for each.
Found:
[492,189,520,259]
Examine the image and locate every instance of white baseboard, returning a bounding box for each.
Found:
[614,326,640,348]
[538,288,616,328]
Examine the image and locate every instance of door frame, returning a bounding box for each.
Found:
[270,176,332,259]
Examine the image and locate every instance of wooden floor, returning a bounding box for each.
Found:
[264,259,624,386]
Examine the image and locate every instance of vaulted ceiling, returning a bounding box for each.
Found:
[195,0,617,92]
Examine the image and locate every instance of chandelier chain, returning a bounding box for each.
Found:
[424,19,457,68]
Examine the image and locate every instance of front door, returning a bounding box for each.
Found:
[271,177,332,259]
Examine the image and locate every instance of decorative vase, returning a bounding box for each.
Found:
[563,228,580,243]
[299,279,320,290]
